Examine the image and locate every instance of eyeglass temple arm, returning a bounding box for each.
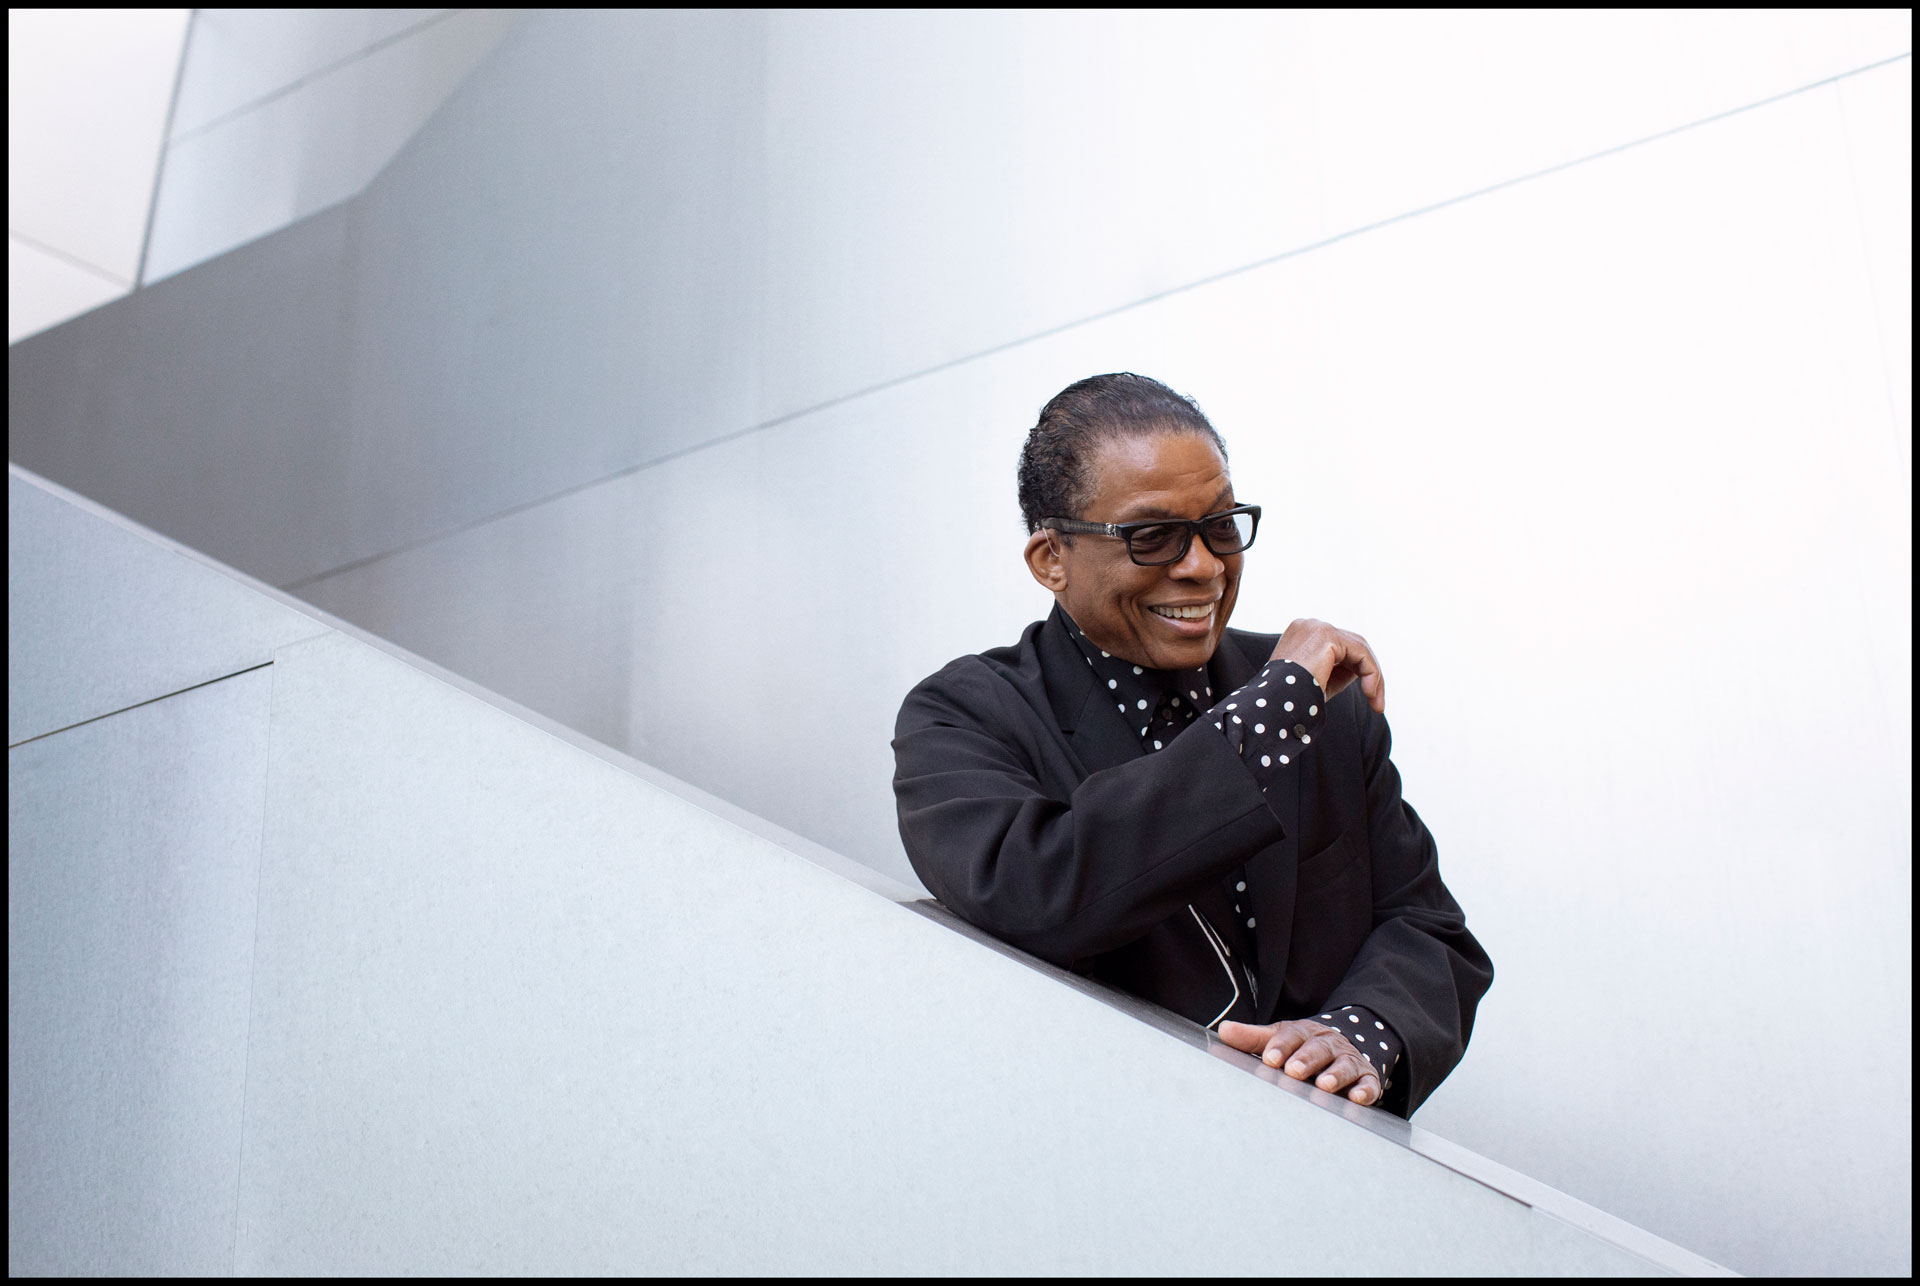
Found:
[1043,518,1120,536]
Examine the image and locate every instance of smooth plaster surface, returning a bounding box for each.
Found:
[8,666,273,1275]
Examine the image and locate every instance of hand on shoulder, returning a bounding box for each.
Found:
[1268,619,1385,713]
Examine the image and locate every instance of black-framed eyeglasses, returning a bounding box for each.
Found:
[1041,505,1261,567]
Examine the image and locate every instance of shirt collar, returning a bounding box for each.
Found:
[1058,608,1213,741]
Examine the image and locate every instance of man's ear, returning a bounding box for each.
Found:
[1024,529,1068,593]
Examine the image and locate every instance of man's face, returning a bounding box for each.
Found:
[1032,431,1241,671]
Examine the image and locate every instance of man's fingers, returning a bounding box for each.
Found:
[1359,653,1384,712]
[1214,1020,1272,1055]
[1336,633,1385,713]
[1222,1023,1382,1106]
[1220,1021,1306,1070]
[1360,667,1385,713]
[1312,1052,1369,1095]
[1259,1027,1309,1069]
[1340,635,1378,676]
[1345,1073,1383,1106]
[1281,1034,1339,1081]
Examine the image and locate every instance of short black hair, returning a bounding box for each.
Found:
[1016,372,1227,534]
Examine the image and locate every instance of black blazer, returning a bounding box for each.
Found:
[892,607,1492,1116]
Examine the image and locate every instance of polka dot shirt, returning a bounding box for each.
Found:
[1063,611,1404,1095]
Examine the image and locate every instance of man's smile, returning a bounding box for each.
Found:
[1148,602,1215,620]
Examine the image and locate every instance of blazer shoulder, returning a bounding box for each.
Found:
[896,620,1047,732]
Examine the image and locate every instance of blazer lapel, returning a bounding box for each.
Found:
[1042,616,1299,1019]
[1214,633,1301,1024]
[1039,608,1145,776]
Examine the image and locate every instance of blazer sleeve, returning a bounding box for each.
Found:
[892,659,1286,967]
[1325,697,1494,1116]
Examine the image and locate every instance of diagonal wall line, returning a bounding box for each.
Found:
[135,7,195,289]
[9,228,133,289]
[1829,58,1913,487]
[166,8,465,146]
[7,662,274,750]
[229,653,280,1272]
[281,49,1914,595]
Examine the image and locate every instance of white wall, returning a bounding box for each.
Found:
[6,8,187,343]
[7,10,1911,1276]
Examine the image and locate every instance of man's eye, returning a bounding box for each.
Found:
[1203,513,1253,550]
[1129,525,1181,554]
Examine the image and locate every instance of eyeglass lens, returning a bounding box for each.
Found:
[1127,511,1256,565]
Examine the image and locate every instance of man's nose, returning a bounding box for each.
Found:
[1169,533,1224,581]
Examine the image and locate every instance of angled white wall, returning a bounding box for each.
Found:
[143,8,519,283]
[8,468,1716,1275]
[7,8,519,345]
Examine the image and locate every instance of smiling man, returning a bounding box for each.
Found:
[891,372,1492,1117]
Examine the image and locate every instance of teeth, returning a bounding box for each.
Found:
[1152,604,1213,621]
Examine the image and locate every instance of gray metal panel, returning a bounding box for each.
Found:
[235,630,1671,1275]
[9,11,768,590]
[8,470,326,744]
[325,9,766,582]
[8,666,273,1276]
[7,207,356,588]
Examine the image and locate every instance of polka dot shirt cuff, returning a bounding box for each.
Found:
[1208,658,1327,793]
[1313,1004,1402,1091]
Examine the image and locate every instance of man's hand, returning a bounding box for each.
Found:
[1269,619,1385,713]
[1216,1019,1385,1106]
